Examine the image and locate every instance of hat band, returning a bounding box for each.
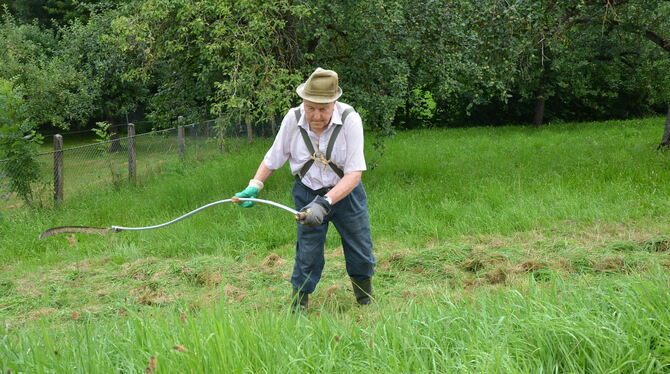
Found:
[304,88,337,98]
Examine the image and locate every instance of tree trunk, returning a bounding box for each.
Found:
[270,114,277,136]
[109,123,121,153]
[658,104,670,149]
[532,38,552,127]
[246,115,253,143]
[533,87,546,127]
[216,116,225,152]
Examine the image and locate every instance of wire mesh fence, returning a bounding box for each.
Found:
[0,119,259,210]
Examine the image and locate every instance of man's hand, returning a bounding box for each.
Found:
[233,179,263,207]
[297,196,332,226]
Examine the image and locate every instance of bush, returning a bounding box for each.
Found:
[0,78,44,208]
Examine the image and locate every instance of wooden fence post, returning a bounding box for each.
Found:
[178,116,185,160]
[53,134,64,203]
[128,123,136,182]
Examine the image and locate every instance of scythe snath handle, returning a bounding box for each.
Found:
[39,197,299,239]
[295,210,308,221]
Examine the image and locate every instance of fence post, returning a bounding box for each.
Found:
[128,123,136,182]
[178,116,185,160]
[53,134,64,203]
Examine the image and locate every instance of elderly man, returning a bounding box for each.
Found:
[234,68,376,310]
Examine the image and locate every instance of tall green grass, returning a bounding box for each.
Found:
[2,273,669,373]
[1,117,669,372]
[373,119,670,240]
[2,117,669,262]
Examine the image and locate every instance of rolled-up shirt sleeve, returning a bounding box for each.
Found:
[343,111,367,174]
[263,112,293,170]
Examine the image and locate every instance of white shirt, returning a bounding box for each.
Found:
[263,102,367,190]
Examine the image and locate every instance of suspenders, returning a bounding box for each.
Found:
[294,107,355,179]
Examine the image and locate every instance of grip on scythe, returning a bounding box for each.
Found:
[295,210,308,221]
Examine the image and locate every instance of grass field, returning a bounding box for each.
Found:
[1,117,670,372]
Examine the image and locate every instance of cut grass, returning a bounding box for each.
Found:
[1,221,668,328]
[1,116,670,372]
[2,272,669,373]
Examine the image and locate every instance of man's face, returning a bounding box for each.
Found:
[304,100,335,131]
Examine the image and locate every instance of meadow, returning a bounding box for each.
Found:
[1,117,669,373]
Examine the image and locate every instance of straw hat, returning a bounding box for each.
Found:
[296,68,343,103]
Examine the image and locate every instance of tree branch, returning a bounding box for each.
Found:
[609,20,670,53]
[644,29,670,53]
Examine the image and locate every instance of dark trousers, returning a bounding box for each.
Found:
[290,178,375,294]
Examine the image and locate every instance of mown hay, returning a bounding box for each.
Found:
[262,253,286,267]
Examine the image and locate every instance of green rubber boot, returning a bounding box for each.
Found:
[291,287,309,312]
[351,278,373,305]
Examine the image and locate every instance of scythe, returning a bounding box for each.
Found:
[39,197,306,239]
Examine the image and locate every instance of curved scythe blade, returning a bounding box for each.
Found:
[39,226,112,239]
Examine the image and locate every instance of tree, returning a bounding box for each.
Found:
[441,0,668,127]
[57,9,147,125]
[293,0,514,140]
[0,12,103,207]
[590,0,670,147]
[7,0,124,26]
[294,0,409,140]
[0,78,43,208]
[0,13,97,128]
[112,0,305,135]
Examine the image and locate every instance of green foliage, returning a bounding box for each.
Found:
[1,0,668,134]
[57,9,147,123]
[416,0,670,126]
[0,78,43,207]
[0,12,96,128]
[92,121,112,141]
[111,0,304,128]
[0,78,25,124]
[298,0,408,137]
[600,0,670,106]
[5,0,123,26]
[0,128,43,207]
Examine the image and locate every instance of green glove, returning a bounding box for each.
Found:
[234,179,264,207]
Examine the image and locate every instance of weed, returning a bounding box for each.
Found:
[571,256,595,274]
[195,269,223,288]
